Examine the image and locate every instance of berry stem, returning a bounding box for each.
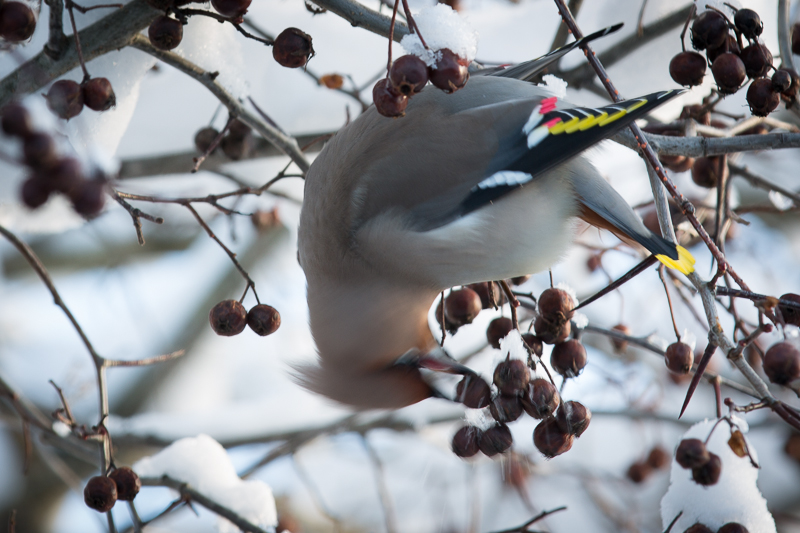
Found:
[679,3,696,53]
[192,116,232,173]
[174,8,273,46]
[657,264,682,340]
[400,0,428,49]
[64,0,91,81]
[386,0,400,75]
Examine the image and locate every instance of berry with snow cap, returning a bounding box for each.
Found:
[486,317,513,349]
[389,55,429,96]
[691,452,721,485]
[429,48,469,94]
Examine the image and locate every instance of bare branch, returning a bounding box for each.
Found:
[308,0,409,41]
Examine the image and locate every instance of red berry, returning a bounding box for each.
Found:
[779,293,800,326]
[444,287,482,327]
[429,48,469,94]
[1,103,32,137]
[194,127,220,153]
[108,467,141,501]
[712,53,746,94]
[46,80,84,120]
[273,28,314,69]
[691,10,728,50]
[70,179,106,217]
[486,317,513,349]
[23,132,57,169]
[82,78,116,112]
[665,342,694,374]
[372,78,408,118]
[148,16,183,50]
[555,400,591,437]
[533,417,573,458]
[84,476,117,512]
[521,378,559,419]
[763,342,800,385]
[746,77,780,117]
[493,359,530,396]
[211,0,251,19]
[246,304,281,336]
[478,424,513,456]
[20,175,53,209]
[488,394,523,423]
[0,1,36,42]
[691,452,721,485]
[740,43,772,79]
[455,375,492,409]
[734,8,762,40]
[209,299,247,336]
[550,339,587,378]
[680,104,711,125]
[669,51,707,87]
[675,438,710,469]
[451,425,482,458]
[389,55,429,96]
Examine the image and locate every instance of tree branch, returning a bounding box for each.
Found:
[308,0,409,41]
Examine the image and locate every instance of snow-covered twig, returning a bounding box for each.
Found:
[309,0,410,41]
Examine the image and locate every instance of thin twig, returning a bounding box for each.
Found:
[360,434,397,533]
[489,506,567,533]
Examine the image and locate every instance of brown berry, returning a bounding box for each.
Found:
[108,467,141,501]
[763,342,800,385]
[478,424,513,456]
[683,524,714,533]
[82,78,116,112]
[718,524,749,533]
[20,175,52,209]
[665,342,694,374]
[486,317,513,349]
[626,461,652,483]
[493,359,530,396]
[251,208,280,232]
[550,340,587,378]
[389,55,429,96]
[84,476,117,512]
[23,132,57,169]
[734,8,762,40]
[372,78,408,118]
[455,375,491,409]
[691,156,728,188]
[680,104,711,126]
[435,299,459,334]
[0,1,36,42]
[46,157,84,194]
[610,324,631,352]
[467,282,495,309]
[706,34,740,65]
[778,68,800,103]
[489,394,523,423]
[646,446,670,469]
[691,10,728,50]
[246,304,281,336]
[429,48,469,93]
[779,293,800,326]
[521,378,559,419]
[209,299,247,336]
[511,274,530,285]
[675,438,710,469]
[691,452,721,485]
[194,127,220,153]
[319,73,344,89]
[534,315,571,345]
[148,16,183,51]
[772,69,792,93]
[70,179,106,217]
[533,417,573,458]
[211,0,251,19]
[46,80,84,120]
[712,53,746,94]
[669,51,707,87]
[221,132,253,160]
[740,43,772,79]
[538,288,575,321]
[1,103,32,137]
[227,118,251,139]
[273,28,314,69]
[452,425,482,458]
[445,287,482,327]
[784,433,800,463]
[521,333,543,357]
[746,77,780,117]
[555,400,591,437]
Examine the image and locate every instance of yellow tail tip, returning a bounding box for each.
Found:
[656,246,696,275]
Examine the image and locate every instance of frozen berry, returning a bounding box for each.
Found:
[669,51,707,87]
[691,10,728,51]
[211,0,251,19]
[246,304,280,336]
[486,317,513,349]
[493,359,530,396]
[746,77,780,116]
[82,78,116,112]
[1,103,32,137]
[389,55,429,96]
[209,299,247,336]
[676,438,710,469]
[194,127,220,153]
[521,333,543,357]
[691,452,721,485]
[489,394,523,423]
[610,324,631,352]
[221,132,253,160]
[372,78,408,118]
[538,288,574,321]
[20,175,52,209]
[478,424,513,456]
[691,156,728,188]
[706,34,740,64]
[711,53,746,93]
[273,28,314,69]
[445,287,482,327]
[429,48,468,93]
[46,80,84,120]
[555,400,591,437]
[779,293,800,326]
[23,132,57,169]
[0,1,36,42]
[684,524,714,533]
[521,378,559,419]
[718,524,749,533]
[148,16,183,50]
[734,8,762,40]
[467,282,495,309]
[108,467,140,501]
[772,69,792,93]
[452,425,482,458]
[455,375,491,409]
[47,157,83,194]
[70,179,106,217]
[84,476,117,512]
[647,446,669,469]
[740,43,772,79]
[665,342,694,374]
[763,342,800,385]
[627,461,651,483]
[550,340,587,378]
[533,417,573,458]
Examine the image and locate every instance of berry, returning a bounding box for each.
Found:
[493,359,530,396]
[707,34,741,65]
[0,1,36,42]
[734,8,762,40]
[478,424,513,456]
[521,333,543,357]
[691,156,728,188]
[779,293,800,326]
[746,77,780,117]
[228,118,251,139]
[486,317,513,349]
[691,452,721,485]
[82,78,116,112]
[251,208,281,232]
[740,43,772,79]
[429,48,469,93]
[221,132,253,160]
[20,175,52,209]
[372,78,408,118]
[511,274,530,285]
[534,315,570,345]
[772,69,792,93]
[455,375,491,409]
[533,417,573,458]
[711,53,746,93]
[84,476,117,512]
[718,524,749,533]
[680,104,711,125]
[452,426,482,457]
[211,0,251,19]
[665,342,694,374]
[489,394,523,423]
[669,51,707,87]
[273,28,314,69]
[444,287,482,327]
[683,525,714,533]
[389,55,429,96]
[467,282,495,309]
[555,400,591,437]
[691,10,728,51]
[647,446,670,469]
[778,68,800,104]
[1,103,32,137]
[246,304,281,336]
[108,467,141,501]
[675,438,710,469]
[550,339,587,378]
[71,179,106,217]
[23,132,57,169]
[319,73,344,89]
[47,157,84,194]
[521,378,559,419]
[762,342,800,385]
[610,323,631,352]
[626,461,651,483]
[148,16,183,50]
[435,299,459,334]
[46,80,84,120]
[194,127,220,153]
[786,433,800,463]
[209,299,247,336]
[538,288,574,320]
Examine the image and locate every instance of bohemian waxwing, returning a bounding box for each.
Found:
[296,30,695,409]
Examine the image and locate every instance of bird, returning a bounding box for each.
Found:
[296,27,695,410]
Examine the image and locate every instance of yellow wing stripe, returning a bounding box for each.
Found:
[625,99,648,112]
[598,108,627,126]
[656,246,696,275]
[578,113,604,130]
[548,116,580,135]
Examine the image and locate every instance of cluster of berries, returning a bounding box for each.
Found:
[1,103,106,216]
[669,6,798,116]
[374,49,469,118]
[194,118,253,160]
[0,0,35,41]
[44,78,116,120]
[209,300,281,337]
[146,0,253,51]
[84,467,141,513]
[626,445,670,483]
[676,437,721,485]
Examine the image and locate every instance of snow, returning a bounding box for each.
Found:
[133,434,278,533]
[499,329,527,361]
[400,4,479,66]
[660,419,776,533]
[541,74,568,99]
[768,190,794,211]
